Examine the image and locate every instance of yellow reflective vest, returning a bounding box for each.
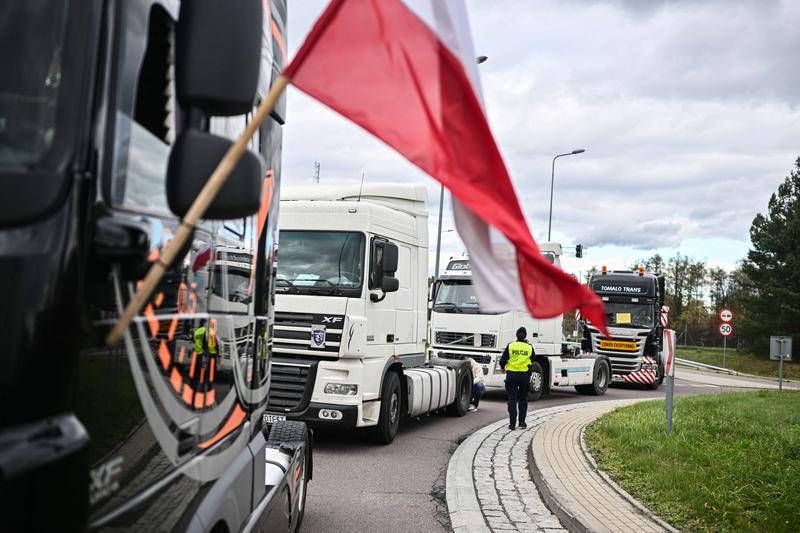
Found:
[505,341,533,372]
[194,326,217,355]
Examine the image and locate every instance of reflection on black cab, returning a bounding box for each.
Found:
[0,1,310,531]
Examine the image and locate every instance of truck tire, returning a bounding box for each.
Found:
[575,359,610,396]
[647,360,664,390]
[445,366,471,417]
[527,361,544,402]
[265,421,309,532]
[372,371,401,444]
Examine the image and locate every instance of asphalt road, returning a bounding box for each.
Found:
[299,368,784,533]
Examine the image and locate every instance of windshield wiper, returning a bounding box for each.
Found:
[433,302,461,313]
[275,278,299,294]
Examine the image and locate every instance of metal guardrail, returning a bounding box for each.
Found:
[675,357,739,376]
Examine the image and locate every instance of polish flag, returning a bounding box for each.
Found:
[284,0,608,333]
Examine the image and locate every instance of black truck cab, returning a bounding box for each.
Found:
[0,1,309,531]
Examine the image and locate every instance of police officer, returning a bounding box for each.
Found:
[192,318,218,405]
[499,327,535,430]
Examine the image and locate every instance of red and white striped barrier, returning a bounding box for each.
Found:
[660,305,670,327]
[621,356,658,384]
[663,328,676,377]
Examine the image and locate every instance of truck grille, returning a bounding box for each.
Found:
[438,352,492,364]
[480,334,496,348]
[435,331,474,346]
[267,362,314,412]
[273,312,343,358]
[608,358,639,374]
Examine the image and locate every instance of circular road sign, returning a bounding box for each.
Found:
[719,323,734,336]
[720,308,733,322]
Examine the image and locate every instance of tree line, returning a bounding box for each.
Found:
[583,157,800,358]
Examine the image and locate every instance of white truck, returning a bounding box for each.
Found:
[428,251,611,400]
[264,184,473,443]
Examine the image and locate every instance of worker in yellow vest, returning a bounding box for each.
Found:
[192,318,218,405]
[499,327,535,430]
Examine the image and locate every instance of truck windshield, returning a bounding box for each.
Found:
[0,1,69,169]
[433,280,498,314]
[276,231,365,297]
[604,302,654,329]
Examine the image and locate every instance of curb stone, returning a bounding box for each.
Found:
[578,426,680,533]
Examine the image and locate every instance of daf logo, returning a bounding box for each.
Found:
[322,316,343,324]
[311,326,327,349]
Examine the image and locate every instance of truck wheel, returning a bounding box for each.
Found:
[265,421,309,532]
[647,361,664,390]
[575,359,610,396]
[527,362,544,402]
[445,367,471,417]
[372,371,401,444]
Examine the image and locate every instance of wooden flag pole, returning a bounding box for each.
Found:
[106,75,291,347]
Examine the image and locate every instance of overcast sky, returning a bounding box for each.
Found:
[281,0,800,277]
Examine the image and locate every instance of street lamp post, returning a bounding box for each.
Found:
[435,55,488,278]
[547,149,585,242]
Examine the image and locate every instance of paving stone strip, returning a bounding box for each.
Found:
[530,400,678,533]
[447,404,581,533]
[447,400,679,533]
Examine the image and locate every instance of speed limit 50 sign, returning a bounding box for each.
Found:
[719,323,734,337]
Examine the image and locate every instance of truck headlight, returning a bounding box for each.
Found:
[641,363,657,371]
[324,383,359,396]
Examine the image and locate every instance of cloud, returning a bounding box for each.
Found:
[282,0,800,272]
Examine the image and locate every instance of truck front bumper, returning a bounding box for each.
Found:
[265,402,360,428]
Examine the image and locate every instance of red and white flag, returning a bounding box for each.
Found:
[284,0,608,333]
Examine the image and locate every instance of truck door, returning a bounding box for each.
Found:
[367,237,398,357]
[395,244,415,351]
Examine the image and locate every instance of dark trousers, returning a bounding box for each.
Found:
[472,382,486,407]
[505,371,529,426]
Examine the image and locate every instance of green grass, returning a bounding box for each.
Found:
[585,391,800,532]
[677,345,800,381]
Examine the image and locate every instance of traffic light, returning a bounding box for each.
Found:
[575,244,583,258]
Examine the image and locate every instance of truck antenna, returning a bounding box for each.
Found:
[314,161,320,183]
[357,171,366,202]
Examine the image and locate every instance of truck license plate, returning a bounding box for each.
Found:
[263,413,287,424]
[599,339,637,351]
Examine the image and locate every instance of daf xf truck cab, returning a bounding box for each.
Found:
[266,184,473,444]
[582,267,667,388]
[0,1,310,531]
[428,250,611,400]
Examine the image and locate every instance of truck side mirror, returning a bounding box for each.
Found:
[166,129,262,219]
[381,276,399,293]
[176,0,262,116]
[382,243,399,274]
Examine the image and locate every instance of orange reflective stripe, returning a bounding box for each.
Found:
[193,392,205,409]
[158,340,170,370]
[154,291,164,308]
[177,345,186,363]
[199,367,205,386]
[167,317,179,341]
[189,352,197,378]
[270,16,287,62]
[209,358,215,383]
[205,389,216,407]
[170,368,182,392]
[182,385,194,405]
[199,404,246,449]
[144,304,158,337]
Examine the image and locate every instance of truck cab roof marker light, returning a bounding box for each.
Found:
[601,265,607,274]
